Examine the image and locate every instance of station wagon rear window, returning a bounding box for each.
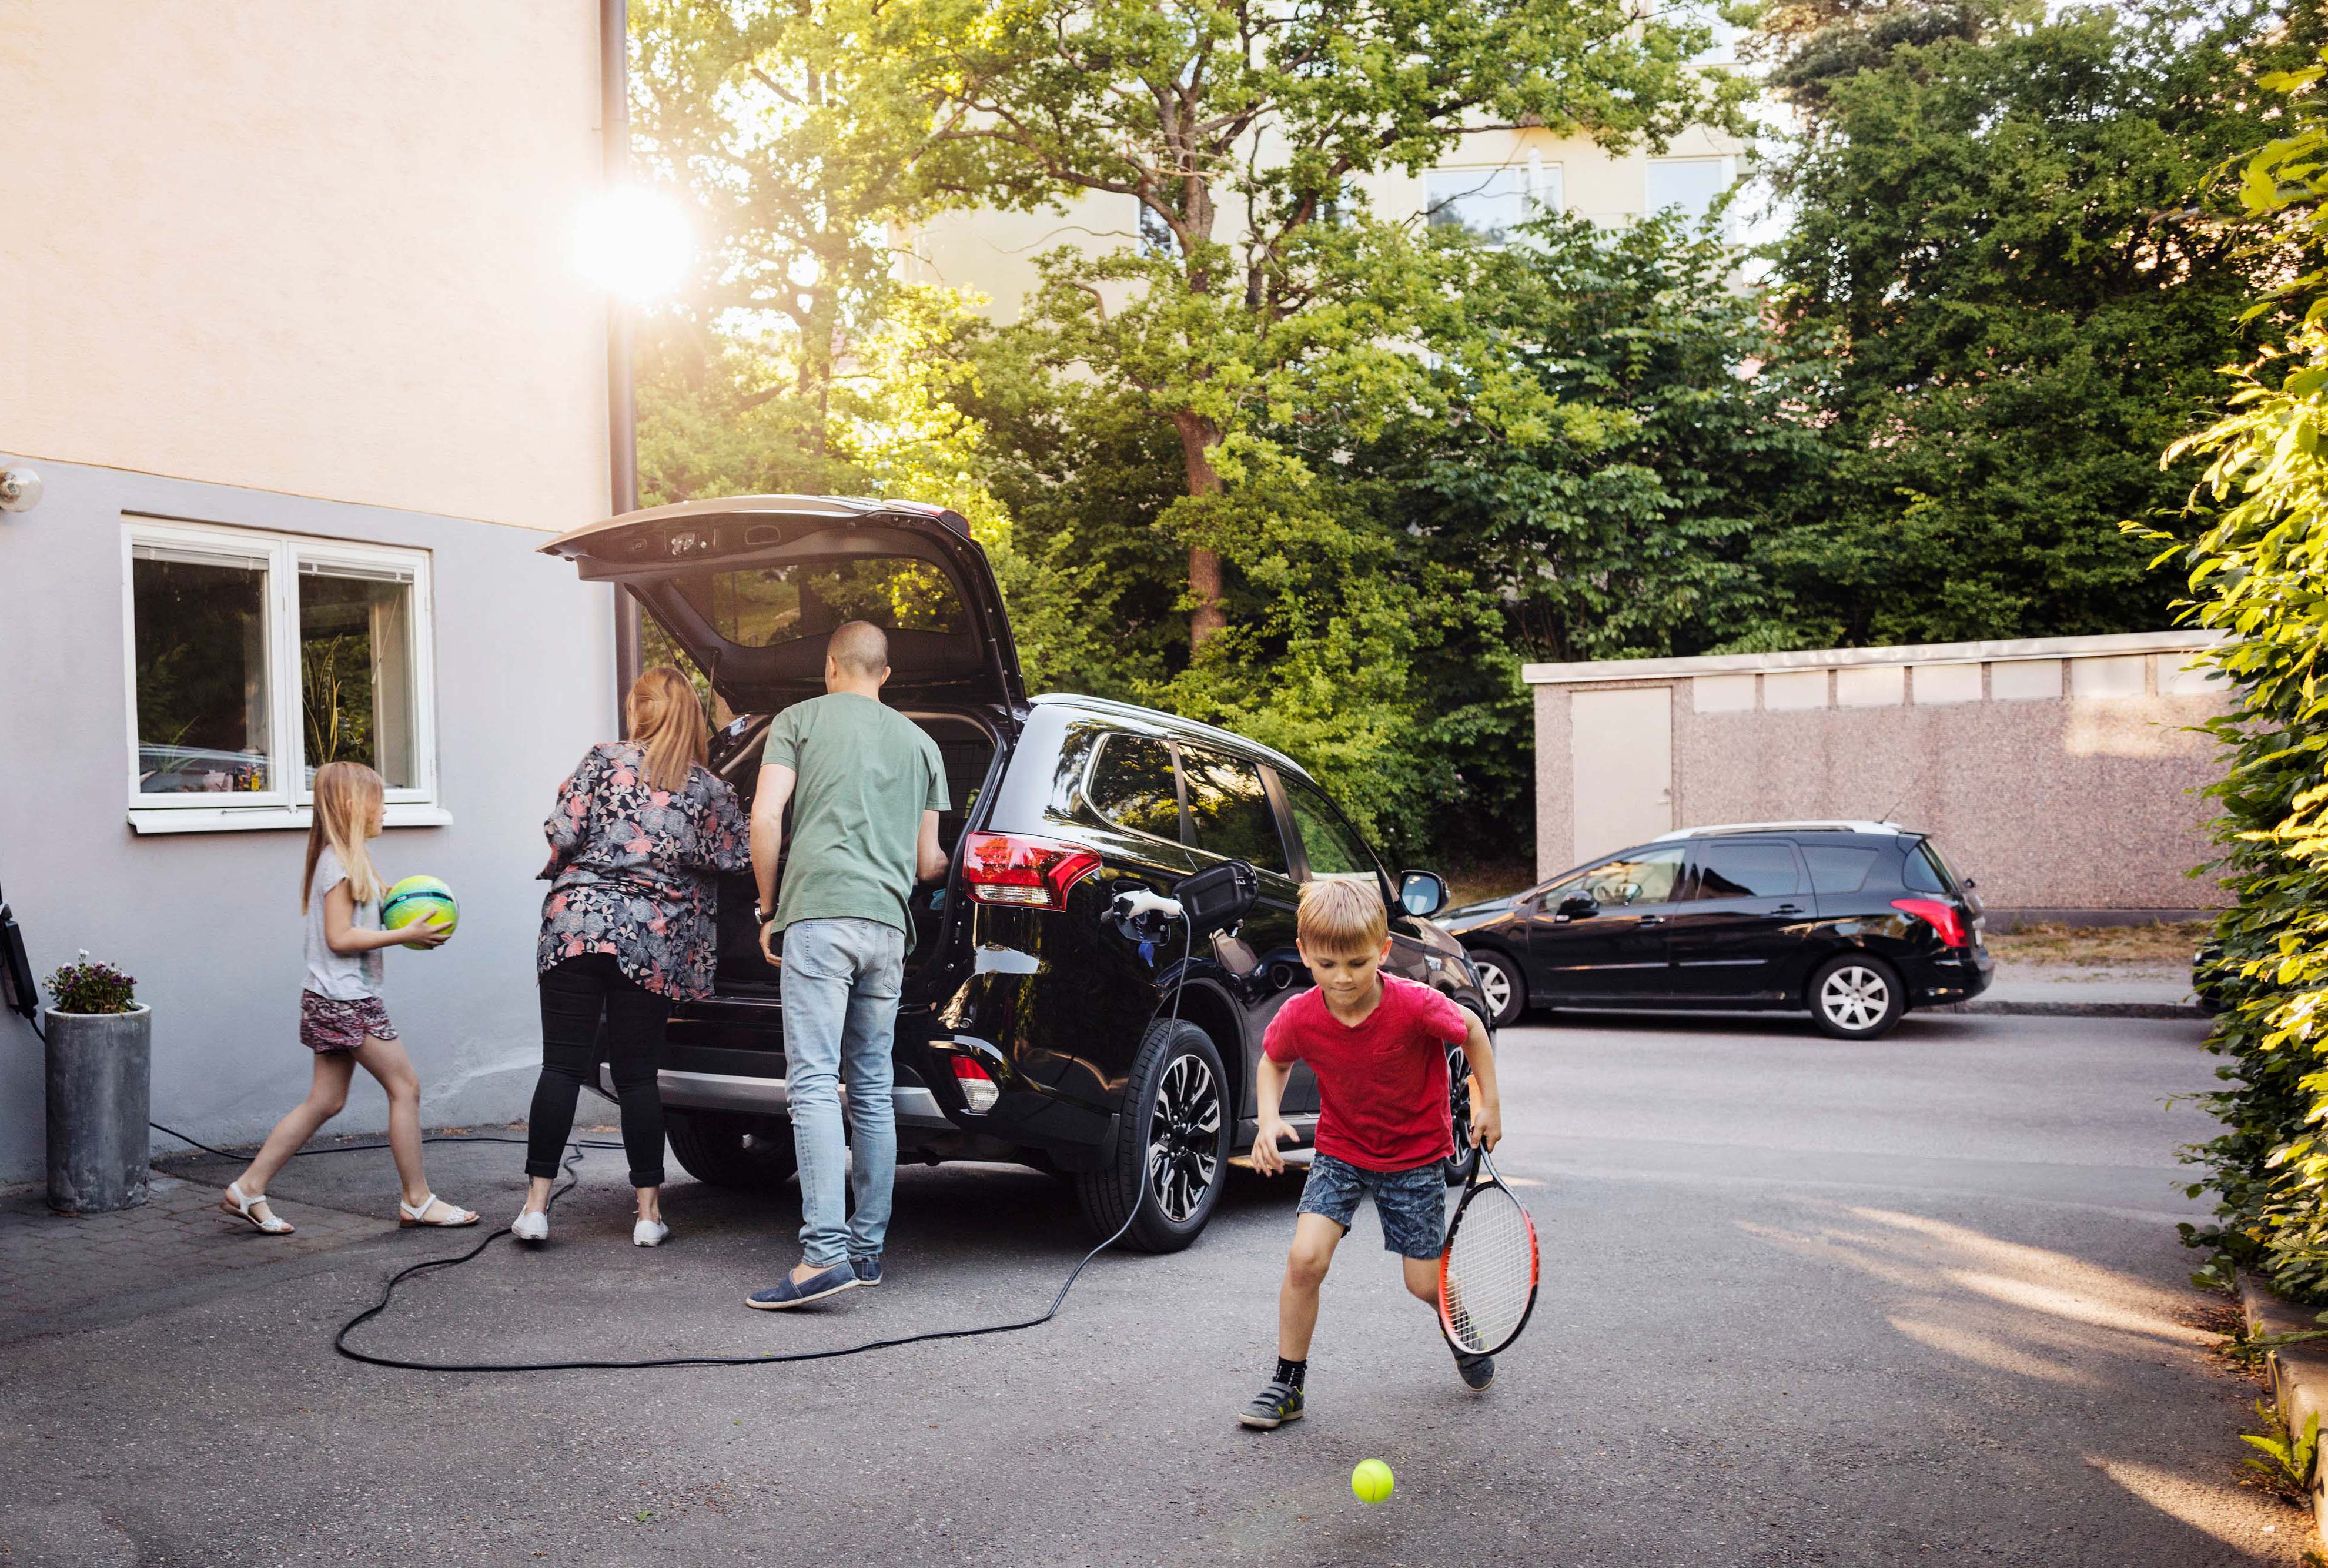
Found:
[674,557,965,647]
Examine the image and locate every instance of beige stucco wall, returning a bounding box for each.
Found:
[906,123,1745,322]
[0,2,610,532]
[1529,636,2236,913]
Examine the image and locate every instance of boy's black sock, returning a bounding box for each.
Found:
[1274,1356,1307,1389]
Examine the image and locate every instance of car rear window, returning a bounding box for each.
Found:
[1179,747,1289,874]
[1088,734,1182,841]
[675,557,965,647]
[1802,845,1880,894]
[1688,840,1802,899]
[1902,841,1958,895]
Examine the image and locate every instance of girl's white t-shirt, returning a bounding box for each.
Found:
[305,847,385,1000]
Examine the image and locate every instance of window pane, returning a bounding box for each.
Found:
[299,566,417,789]
[1803,846,1879,894]
[1578,845,1684,905]
[1689,841,1801,900]
[676,557,964,647]
[1902,843,1955,895]
[1644,158,1730,223]
[1426,166,1548,243]
[1089,735,1182,841]
[1283,778,1378,881]
[132,550,272,793]
[1180,748,1289,874]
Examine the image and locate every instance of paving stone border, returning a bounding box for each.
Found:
[2240,1273,2328,1540]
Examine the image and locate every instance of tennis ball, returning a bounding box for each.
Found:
[382,875,457,940]
[1351,1459,1394,1505]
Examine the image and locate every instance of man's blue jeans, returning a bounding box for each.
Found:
[781,917,907,1268]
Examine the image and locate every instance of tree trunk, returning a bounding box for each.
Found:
[1172,410,1227,648]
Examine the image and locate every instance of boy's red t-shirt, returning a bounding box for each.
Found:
[1262,974,1469,1172]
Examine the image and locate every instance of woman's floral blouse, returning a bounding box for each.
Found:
[537,742,749,1000]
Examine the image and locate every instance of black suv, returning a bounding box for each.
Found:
[543,496,1490,1252]
[1443,823,1991,1039]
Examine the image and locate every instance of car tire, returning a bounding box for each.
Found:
[1469,948,1526,1029]
[1075,1018,1229,1253]
[664,1107,800,1191]
[1442,1037,1483,1188]
[1809,954,1905,1041]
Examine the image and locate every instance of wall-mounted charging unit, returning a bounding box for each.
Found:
[1,882,40,1031]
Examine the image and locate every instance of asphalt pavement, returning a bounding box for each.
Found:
[0,1009,2302,1566]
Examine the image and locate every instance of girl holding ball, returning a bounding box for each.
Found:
[219,761,478,1235]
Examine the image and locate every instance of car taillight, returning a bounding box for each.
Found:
[1891,898,1968,948]
[951,1054,999,1113]
[960,831,1101,910]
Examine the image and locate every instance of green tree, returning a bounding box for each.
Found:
[2137,48,2328,1300]
[923,0,1747,650]
[1760,0,2303,647]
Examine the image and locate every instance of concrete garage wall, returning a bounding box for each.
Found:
[0,459,616,1186]
[1524,631,2233,918]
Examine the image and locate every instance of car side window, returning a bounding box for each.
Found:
[1576,845,1685,906]
[1280,776,1380,882]
[1803,845,1880,894]
[1180,747,1290,874]
[1087,734,1183,842]
[1902,842,1954,895]
[1687,841,1802,900]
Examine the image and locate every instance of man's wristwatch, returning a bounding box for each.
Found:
[754,904,775,927]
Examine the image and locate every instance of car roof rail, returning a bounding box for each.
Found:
[1650,820,1909,841]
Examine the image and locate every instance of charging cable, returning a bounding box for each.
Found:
[305,892,1199,1373]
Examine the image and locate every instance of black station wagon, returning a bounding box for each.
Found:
[1443,822,1992,1040]
[543,495,1491,1252]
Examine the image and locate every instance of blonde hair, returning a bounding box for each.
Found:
[304,761,386,911]
[1296,877,1387,954]
[627,666,708,794]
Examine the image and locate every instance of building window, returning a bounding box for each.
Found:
[1426,159,1561,245]
[123,518,442,833]
[1643,157,1733,230]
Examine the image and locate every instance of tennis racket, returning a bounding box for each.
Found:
[1437,1146,1540,1358]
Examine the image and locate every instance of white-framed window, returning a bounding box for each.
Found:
[1425,157,1562,245]
[1643,156,1735,231]
[121,516,447,834]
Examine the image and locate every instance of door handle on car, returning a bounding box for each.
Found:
[1638,914,1666,926]
[1774,904,1805,916]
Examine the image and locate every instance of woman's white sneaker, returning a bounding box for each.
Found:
[633,1218,670,1248]
[511,1208,549,1243]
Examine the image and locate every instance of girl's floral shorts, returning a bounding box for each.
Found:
[299,991,399,1054]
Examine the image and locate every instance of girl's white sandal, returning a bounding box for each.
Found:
[398,1193,479,1228]
[221,1181,295,1235]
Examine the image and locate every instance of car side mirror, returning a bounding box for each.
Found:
[1556,894,1597,920]
[1397,870,1448,918]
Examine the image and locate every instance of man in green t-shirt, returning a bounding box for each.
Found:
[743,620,950,1312]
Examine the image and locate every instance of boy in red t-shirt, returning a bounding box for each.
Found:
[1237,877,1504,1430]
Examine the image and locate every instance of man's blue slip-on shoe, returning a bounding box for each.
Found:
[850,1253,883,1287]
[745,1263,858,1311]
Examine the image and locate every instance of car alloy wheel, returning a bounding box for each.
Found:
[1470,949,1523,1028]
[1442,1039,1481,1186]
[1146,1052,1222,1223]
[1812,955,1903,1040]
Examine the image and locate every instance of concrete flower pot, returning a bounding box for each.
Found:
[45,1005,152,1213]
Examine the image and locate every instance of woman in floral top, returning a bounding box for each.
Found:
[518,667,748,1248]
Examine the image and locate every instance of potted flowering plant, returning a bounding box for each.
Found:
[44,952,151,1213]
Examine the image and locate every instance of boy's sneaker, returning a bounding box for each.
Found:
[1237,1380,1305,1430]
[1454,1350,1496,1392]
[850,1253,883,1287]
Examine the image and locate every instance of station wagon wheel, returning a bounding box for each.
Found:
[1809,953,1904,1041]
[1469,949,1525,1029]
[1073,1019,1230,1252]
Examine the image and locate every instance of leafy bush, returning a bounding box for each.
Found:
[2132,51,2328,1299]
[45,951,138,1016]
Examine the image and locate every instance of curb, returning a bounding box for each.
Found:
[2239,1273,2328,1540]
[1938,999,2206,1020]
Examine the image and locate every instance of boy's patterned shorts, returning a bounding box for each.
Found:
[1296,1152,1449,1259]
[299,991,399,1054]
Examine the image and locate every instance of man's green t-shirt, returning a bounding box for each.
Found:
[762,692,949,935]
